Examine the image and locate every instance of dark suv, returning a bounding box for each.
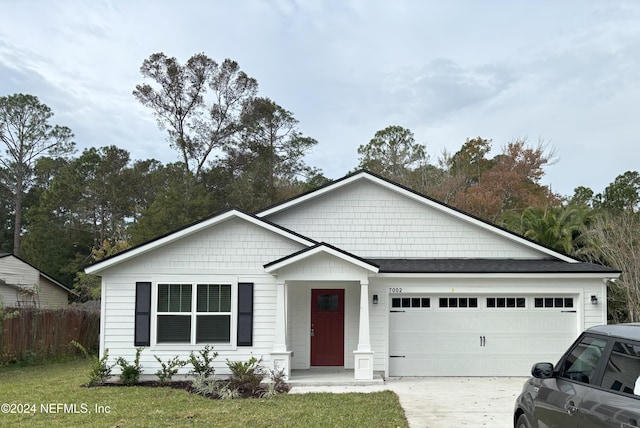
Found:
[514,323,640,428]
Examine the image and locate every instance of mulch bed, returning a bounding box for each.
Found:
[96,380,290,399]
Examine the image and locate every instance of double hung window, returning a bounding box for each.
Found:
[156,283,231,344]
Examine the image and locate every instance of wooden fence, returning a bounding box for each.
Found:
[1,307,100,364]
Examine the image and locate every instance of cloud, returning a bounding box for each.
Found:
[1,0,639,197]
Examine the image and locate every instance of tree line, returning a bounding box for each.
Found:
[1,52,639,322]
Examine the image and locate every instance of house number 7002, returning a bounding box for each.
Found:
[389,287,403,293]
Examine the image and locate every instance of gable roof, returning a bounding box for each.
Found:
[85,209,317,275]
[0,253,75,295]
[264,242,380,274]
[257,170,578,263]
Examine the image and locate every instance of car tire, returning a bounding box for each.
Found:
[516,413,531,428]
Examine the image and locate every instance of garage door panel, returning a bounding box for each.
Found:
[389,295,578,376]
[391,353,484,377]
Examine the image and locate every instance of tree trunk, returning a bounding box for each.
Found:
[13,176,22,257]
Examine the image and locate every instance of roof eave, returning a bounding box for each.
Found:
[86,209,316,275]
[264,243,379,274]
[375,271,621,279]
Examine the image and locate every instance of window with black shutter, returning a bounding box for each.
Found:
[154,282,235,345]
[237,283,253,346]
[134,282,151,346]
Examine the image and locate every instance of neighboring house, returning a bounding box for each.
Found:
[0,254,74,308]
[85,171,620,380]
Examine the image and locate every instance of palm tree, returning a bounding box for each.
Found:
[502,205,594,256]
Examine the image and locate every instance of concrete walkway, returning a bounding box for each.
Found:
[290,377,527,427]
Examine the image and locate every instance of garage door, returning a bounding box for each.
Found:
[389,295,578,376]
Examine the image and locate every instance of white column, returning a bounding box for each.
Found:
[357,279,371,352]
[273,280,287,352]
[354,279,374,380]
[271,280,291,378]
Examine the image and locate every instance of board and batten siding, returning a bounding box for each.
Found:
[264,180,543,259]
[99,217,307,378]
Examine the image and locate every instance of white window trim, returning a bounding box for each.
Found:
[150,277,238,351]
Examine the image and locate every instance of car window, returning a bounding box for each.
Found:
[559,335,607,384]
[600,341,640,396]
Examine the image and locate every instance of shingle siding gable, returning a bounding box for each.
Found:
[105,218,308,275]
[264,180,543,259]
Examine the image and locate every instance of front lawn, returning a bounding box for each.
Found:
[0,360,408,427]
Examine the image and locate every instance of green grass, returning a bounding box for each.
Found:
[0,359,408,427]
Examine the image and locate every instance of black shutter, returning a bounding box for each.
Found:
[237,282,253,346]
[135,282,151,346]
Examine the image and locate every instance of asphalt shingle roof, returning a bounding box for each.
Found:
[368,258,620,274]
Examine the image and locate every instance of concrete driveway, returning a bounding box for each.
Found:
[290,377,527,427]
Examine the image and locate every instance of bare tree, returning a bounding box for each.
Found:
[580,211,640,322]
[133,53,258,180]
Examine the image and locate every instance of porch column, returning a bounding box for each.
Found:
[271,280,291,378]
[354,279,374,380]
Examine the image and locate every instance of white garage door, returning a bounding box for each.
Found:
[389,295,578,376]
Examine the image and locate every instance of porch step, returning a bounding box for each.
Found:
[288,369,385,387]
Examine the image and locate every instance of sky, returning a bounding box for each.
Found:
[1,0,638,197]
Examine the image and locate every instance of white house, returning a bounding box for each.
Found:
[85,171,620,380]
[0,254,74,308]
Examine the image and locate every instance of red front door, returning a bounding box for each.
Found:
[311,289,344,366]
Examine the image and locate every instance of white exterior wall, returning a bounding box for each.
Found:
[368,275,608,375]
[99,218,306,378]
[0,256,39,291]
[113,218,307,276]
[273,253,372,370]
[287,281,360,370]
[92,175,618,379]
[264,180,543,259]
[368,281,389,371]
[0,285,17,307]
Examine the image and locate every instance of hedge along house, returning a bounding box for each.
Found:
[85,171,620,380]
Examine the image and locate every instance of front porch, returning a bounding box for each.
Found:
[264,244,381,381]
[288,367,385,386]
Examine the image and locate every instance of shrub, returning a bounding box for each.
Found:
[19,349,37,366]
[1,345,17,366]
[260,381,279,398]
[154,355,187,383]
[190,373,220,397]
[188,345,218,378]
[116,347,144,385]
[218,385,240,400]
[267,367,291,395]
[190,375,239,400]
[71,340,114,386]
[226,356,265,396]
